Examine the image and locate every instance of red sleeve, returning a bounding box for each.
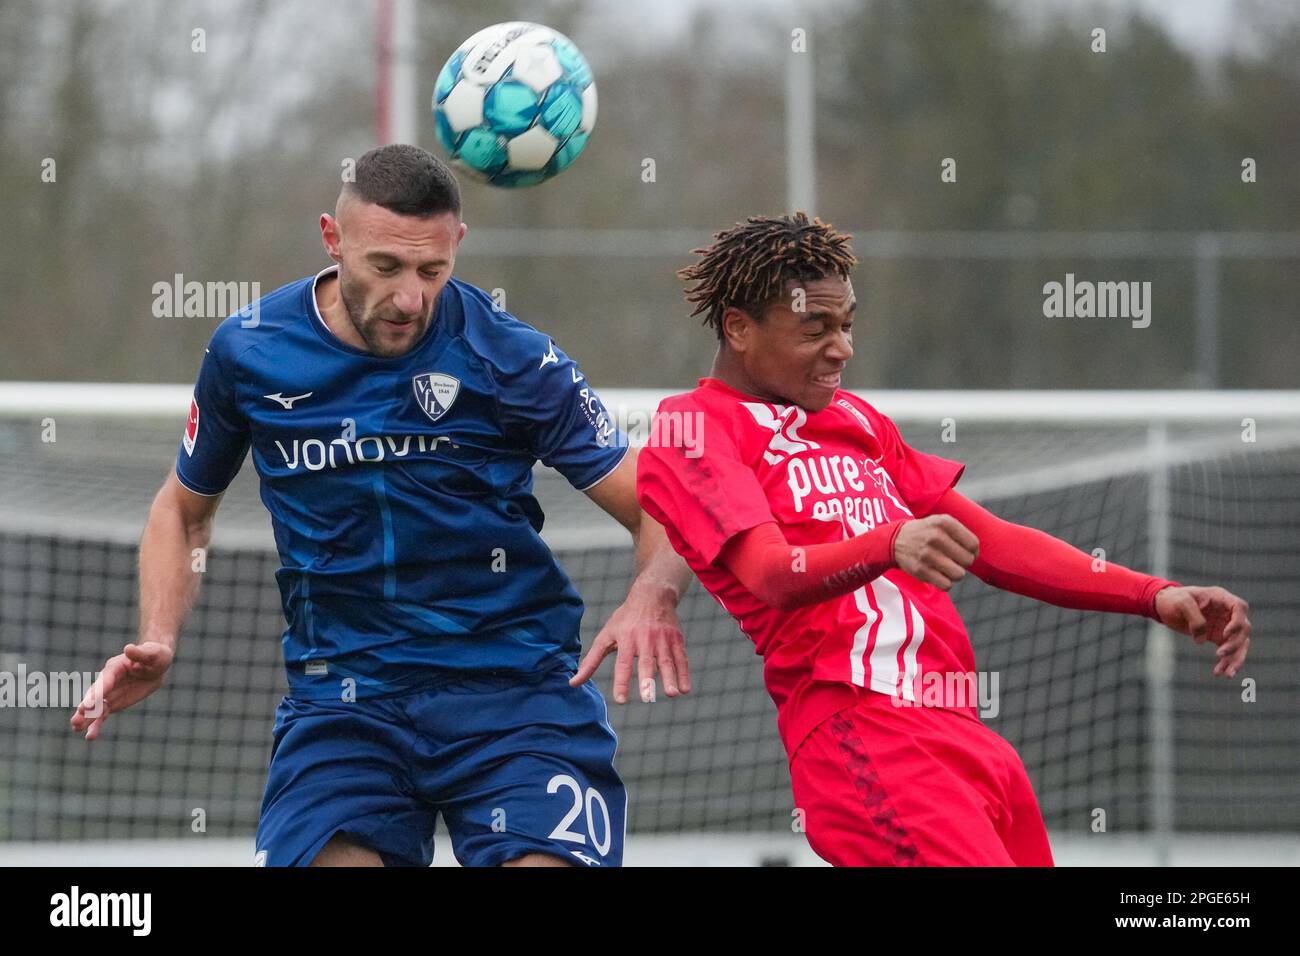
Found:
[636,401,777,566]
[718,520,906,612]
[865,403,965,517]
[935,488,1178,619]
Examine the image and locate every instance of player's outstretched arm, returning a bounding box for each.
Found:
[70,470,222,740]
[571,448,695,703]
[933,487,1251,679]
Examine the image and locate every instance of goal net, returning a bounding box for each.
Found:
[1,384,1297,852]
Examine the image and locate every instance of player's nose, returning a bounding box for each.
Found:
[392,282,423,318]
[826,329,853,362]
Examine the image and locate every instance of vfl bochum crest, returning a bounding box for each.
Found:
[413,372,460,423]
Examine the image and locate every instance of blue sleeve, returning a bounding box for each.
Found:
[497,334,628,491]
[175,331,251,496]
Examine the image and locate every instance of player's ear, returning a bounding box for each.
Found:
[456,220,467,243]
[320,214,342,262]
[721,306,751,353]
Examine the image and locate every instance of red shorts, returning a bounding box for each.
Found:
[789,690,1055,867]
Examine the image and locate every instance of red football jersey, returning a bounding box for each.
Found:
[637,377,974,755]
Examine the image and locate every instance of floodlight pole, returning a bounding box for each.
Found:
[785,15,816,217]
[376,0,418,146]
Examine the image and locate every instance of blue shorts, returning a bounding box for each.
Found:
[253,669,625,867]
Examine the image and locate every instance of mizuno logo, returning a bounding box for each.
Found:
[263,391,313,409]
[540,340,559,368]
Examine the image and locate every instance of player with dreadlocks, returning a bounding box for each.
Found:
[635,213,1252,866]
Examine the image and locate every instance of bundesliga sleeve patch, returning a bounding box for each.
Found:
[183,396,199,456]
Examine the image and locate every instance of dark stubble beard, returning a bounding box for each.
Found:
[337,271,432,358]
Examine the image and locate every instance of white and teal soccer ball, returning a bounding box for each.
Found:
[432,22,597,188]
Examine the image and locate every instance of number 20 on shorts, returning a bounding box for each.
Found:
[546,773,612,863]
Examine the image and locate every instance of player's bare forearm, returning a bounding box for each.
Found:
[71,472,215,739]
[575,447,693,699]
[137,486,213,651]
[584,445,691,608]
[628,510,693,607]
[572,513,692,699]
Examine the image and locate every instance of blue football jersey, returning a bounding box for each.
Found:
[176,266,628,698]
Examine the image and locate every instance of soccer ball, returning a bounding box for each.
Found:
[432,22,597,188]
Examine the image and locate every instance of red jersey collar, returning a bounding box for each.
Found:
[698,376,835,407]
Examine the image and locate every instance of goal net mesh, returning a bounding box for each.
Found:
[1,390,1297,841]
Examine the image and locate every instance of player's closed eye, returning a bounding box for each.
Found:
[806,325,851,339]
[376,264,399,276]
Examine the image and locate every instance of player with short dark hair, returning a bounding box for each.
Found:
[71,144,695,868]
[345,142,463,218]
[637,212,1252,866]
